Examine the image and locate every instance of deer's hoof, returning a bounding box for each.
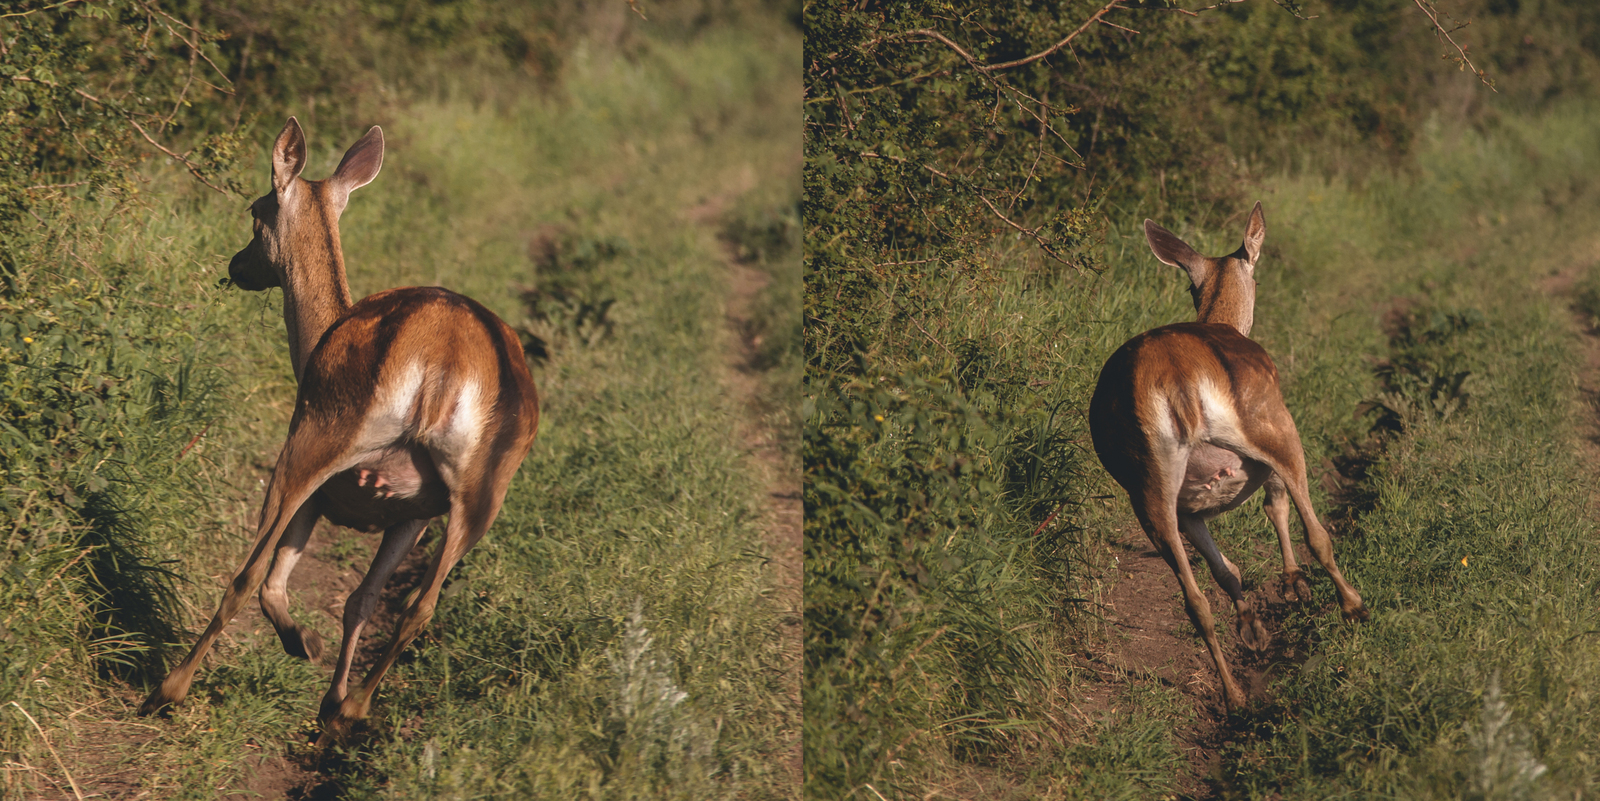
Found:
[139,691,176,718]
[1221,681,1251,713]
[1284,570,1312,603]
[1239,610,1269,652]
[316,707,371,749]
[280,626,324,663]
[1343,603,1370,623]
[138,674,189,717]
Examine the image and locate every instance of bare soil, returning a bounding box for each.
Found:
[1069,509,1342,799]
[689,176,802,794]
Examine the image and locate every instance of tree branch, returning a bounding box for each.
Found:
[878,0,1125,73]
[1410,0,1495,90]
[9,75,235,196]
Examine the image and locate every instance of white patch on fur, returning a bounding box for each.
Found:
[356,361,425,449]
[1146,392,1188,468]
[1195,376,1245,449]
[1150,393,1176,441]
[435,379,484,463]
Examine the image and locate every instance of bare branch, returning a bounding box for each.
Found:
[1410,0,1495,90]
[9,75,235,196]
[873,258,943,268]
[0,0,83,20]
[136,2,234,93]
[124,116,233,196]
[878,0,1124,74]
[1096,18,1141,35]
[977,194,1072,266]
[984,0,1125,71]
[860,151,1078,267]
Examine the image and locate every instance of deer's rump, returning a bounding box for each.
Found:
[1088,322,1283,505]
[282,286,539,533]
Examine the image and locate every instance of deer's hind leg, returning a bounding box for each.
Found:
[140,413,364,716]
[318,517,429,723]
[1126,453,1250,711]
[317,437,529,743]
[1240,408,1367,621]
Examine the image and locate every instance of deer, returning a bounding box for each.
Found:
[1087,202,1367,711]
[139,117,541,744]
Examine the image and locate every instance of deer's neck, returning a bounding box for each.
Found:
[1195,267,1255,337]
[280,222,354,383]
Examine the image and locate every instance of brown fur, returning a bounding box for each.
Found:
[141,118,540,745]
[1088,203,1366,711]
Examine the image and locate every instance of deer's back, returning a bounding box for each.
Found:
[297,286,540,456]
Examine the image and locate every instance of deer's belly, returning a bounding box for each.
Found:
[317,444,450,532]
[1177,444,1270,518]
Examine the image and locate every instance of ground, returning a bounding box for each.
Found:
[27,213,800,801]
[1054,269,1600,800]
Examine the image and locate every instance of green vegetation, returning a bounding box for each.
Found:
[2,1,798,798]
[806,0,1600,798]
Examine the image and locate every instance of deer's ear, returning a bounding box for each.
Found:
[1240,201,1266,265]
[332,126,383,193]
[1145,219,1211,287]
[271,117,307,196]
[326,126,384,215]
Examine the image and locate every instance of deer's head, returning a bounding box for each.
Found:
[228,117,385,292]
[1143,201,1266,336]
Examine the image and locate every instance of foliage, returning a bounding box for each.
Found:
[0,205,232,797]
[2,0,800,797]
[0,0,249,279]
[804,0,1600,797]
[804,356,1092,796]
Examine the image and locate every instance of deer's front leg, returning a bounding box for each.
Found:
[141,478,324,716]
[1244,424,1368,622]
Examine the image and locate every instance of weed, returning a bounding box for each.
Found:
[604,601,719,795]
[1466,671,1548,801]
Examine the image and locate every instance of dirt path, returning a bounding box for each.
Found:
[32,518,405,800]
[1538,269,1600,504]
[1072,505,1327,799]
[709,215,803,795]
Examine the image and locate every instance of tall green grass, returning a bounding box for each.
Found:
[1,13,798,800]
[805,101,1600,797]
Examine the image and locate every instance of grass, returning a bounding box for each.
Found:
[1,11,798,800]
[803,100,1600,797]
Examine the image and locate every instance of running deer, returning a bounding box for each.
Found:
[1087,203,1367,710]
[139,118,540,743]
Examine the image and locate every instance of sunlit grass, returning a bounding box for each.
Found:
[804,101,1600,797]
[1,13,798,800]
